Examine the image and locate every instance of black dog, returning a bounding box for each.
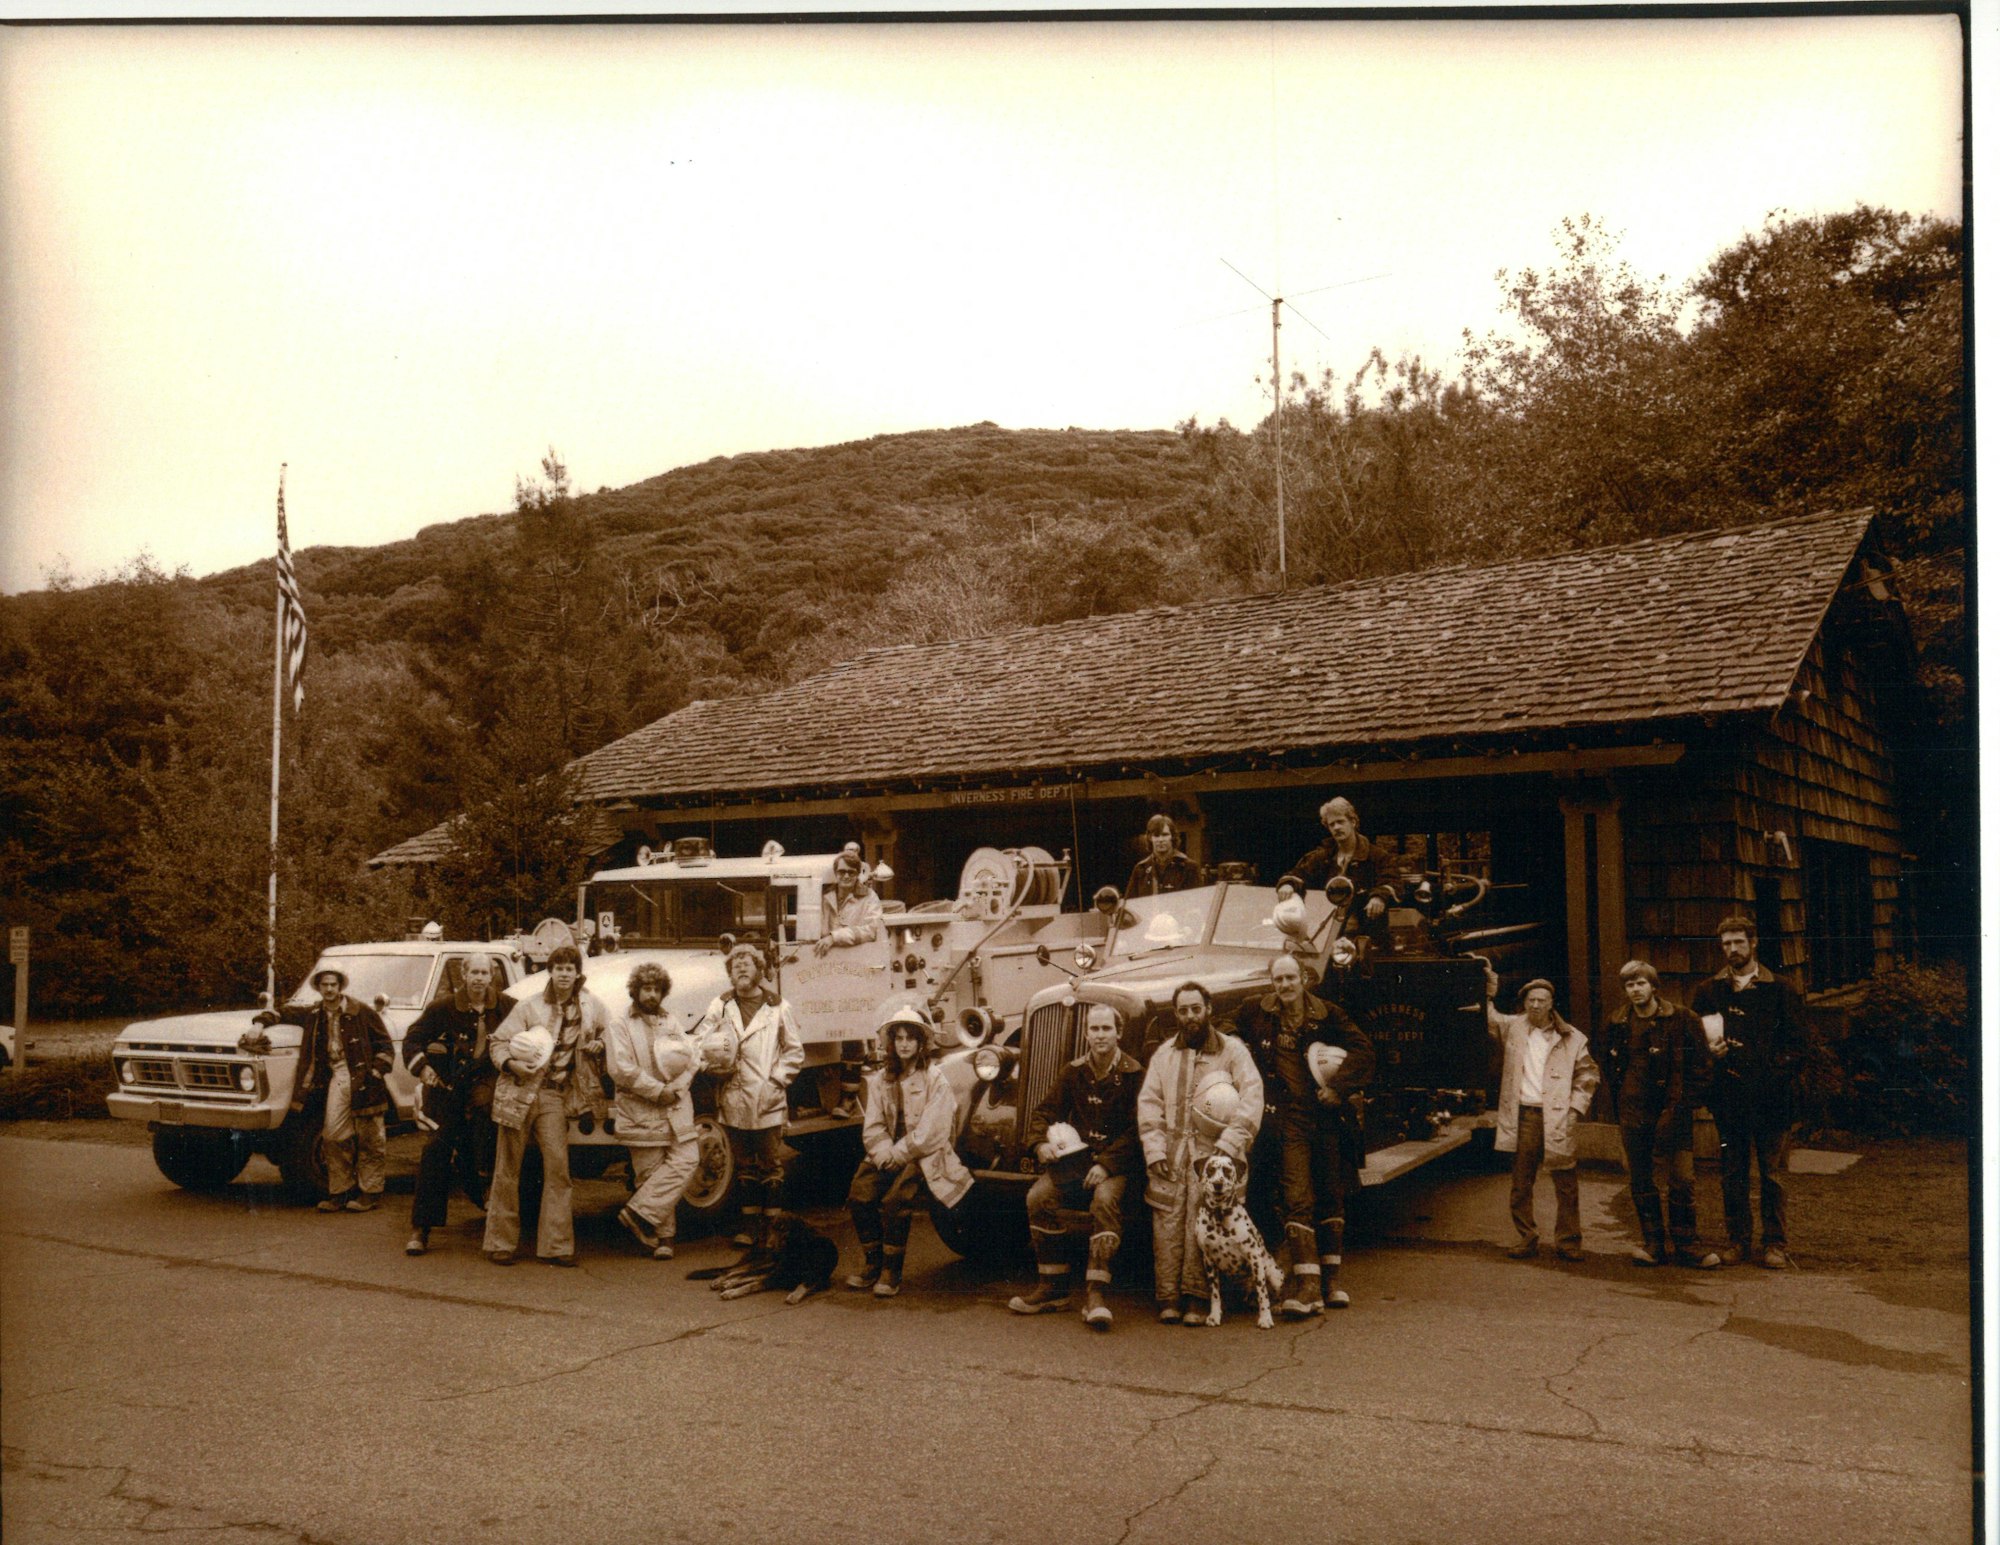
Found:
[686,1212,839,1304]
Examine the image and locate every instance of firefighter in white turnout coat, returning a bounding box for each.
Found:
[697,941,805,1250]
[603,961,702,1260]
[1136,981,1265,1326]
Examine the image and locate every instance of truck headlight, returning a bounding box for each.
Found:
[972,1047,1001,1082]
[116,1060,135,1084]
[234,1063,257,1092]
[1074,944,1097,971]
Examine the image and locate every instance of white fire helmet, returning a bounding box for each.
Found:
[1043,1122,1089,1162]
[1191,1080,1241,1139]
[507,1026,555,1076]
[653,1032,695,1084]
[1306,1042,1350,1089]
[1143,910,1188,947]
[1271,895,1310,938]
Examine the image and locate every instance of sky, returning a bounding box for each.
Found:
[0,13,1968,592]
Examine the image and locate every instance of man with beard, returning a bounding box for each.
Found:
[402,954,512,1255]
[698,940,805,1251]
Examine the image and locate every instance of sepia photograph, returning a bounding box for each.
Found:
[0,8,1979,1543]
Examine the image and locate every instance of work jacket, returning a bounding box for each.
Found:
[602,1006,700,1146]
[1277,834,1397,934]
[487,986,611,1132]
[1488,1005,1599,1165]
[821,885,884,948]
[1026,1050,1145,1178]
[1601,1000,1710,1144]
[402,988,514,1123]
[1136,1026,1264,1186]
[270,996,395,1117]
[1690,963,1804,1124]
[861,1060,973,1209]
[1123,851,1203,899]
[1231,990,1376,1112]
[699,989,806,1130]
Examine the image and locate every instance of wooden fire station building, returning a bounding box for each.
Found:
[374,508,1924,1032]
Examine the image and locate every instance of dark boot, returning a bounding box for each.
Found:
[874,1246,905,1298]
[1633,1196,1667,1266]
[1083,1231,1117,1330]
[1318,1217,1349,1309]
[732,1199,761,1249]
[844,1242,883,1292]
[1280,1223,1323,1318]
[1008,1267,1072,1315]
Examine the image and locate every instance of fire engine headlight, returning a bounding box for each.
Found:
[233,1063,257,1093]
[116,1060,135,1084]
[1415,879,1435,905]
[1074,944,1097,971]
[972,1047,1002,1083]
[1329,936,1358,968]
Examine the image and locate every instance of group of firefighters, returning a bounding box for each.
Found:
[259,802,1806,1324]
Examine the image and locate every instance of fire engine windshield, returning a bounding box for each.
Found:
[287,954,438,1009]
[1212,887,1335,949]
[1105,890,1212,956]
[586,877,791,948]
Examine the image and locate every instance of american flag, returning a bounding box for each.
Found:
[276,468,307,713]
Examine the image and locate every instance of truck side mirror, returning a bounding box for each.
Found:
[1092,886,1122,916]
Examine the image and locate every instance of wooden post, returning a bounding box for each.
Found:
[1560,798,1593,1035]
[8,925,26,1072]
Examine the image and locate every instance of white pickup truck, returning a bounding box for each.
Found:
[108,935,527,1199]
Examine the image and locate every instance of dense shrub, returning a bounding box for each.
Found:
[0,1053,116,1121]
[1801,962,1970,1136]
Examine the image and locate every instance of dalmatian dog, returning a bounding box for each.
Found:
[1192,1151,1285,1329]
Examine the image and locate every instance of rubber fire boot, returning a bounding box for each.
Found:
[1082,1231,1117,1330]
[733,1197,762,1249]
[1009,1227,1073,1314]
[844,1243,882,1292]
[758,1177,787,1253]
[1280,1222,1323,1318]
[1319,1217,1350,1308]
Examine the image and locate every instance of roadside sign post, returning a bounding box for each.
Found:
[8,925,26,1072]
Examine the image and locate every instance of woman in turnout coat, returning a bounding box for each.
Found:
[845,1006,973,1299]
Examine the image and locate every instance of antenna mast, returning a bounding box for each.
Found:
[1271,296,1285,591]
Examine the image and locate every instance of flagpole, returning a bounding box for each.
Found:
[266,464,287,1010]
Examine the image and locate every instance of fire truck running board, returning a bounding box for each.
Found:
[1359,1114,1493,1187]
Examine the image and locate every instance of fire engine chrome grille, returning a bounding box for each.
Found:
[127,1059,178,1087]
[181,1062,238,1090]
[1016,1003,1076,1145]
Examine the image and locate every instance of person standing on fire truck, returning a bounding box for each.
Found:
[815,846,883,957]
[1276,797,1395,935]
[1124,814,1202,898]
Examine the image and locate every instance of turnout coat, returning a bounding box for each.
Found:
[1601,1000,1711,1145]
[1026,1050,1145,1178]
[602,1006,700,1147]
[698,989,806,1131]
[269,996,395,1117]
[487,986,611,1132]
[1487,1005,1599,1166]
[861,1061,974,1209]
[402,988,514,1123]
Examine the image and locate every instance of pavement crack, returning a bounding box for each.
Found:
[5,1229,569,1318]
[1541,1328,1630,1438]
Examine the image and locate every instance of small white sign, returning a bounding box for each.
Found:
[7,925,25,965]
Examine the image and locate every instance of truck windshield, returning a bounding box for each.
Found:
[586,877,791,947]
[288,954,437,1009]
[1212,887,1335,949]
[1105,890,1212,956]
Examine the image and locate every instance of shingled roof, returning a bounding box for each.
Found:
[372,508,1876,866]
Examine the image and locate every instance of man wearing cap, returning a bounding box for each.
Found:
[815,848,884,957]
[256,965,396,1213]
[1691,916,1806,1269]
[1124,815,1202,899]
[602,962,702,1260]
[484,944,610,1266]
[1602,959,1719,1270]
[1136,982,1265,1325]
[1009,1002,1145,1328]
[1484,969,1599,1261]
[1231,953,1376,1315]
[697,941,805,1252]
[1276,798,1396,937]
[401,954,514,1254]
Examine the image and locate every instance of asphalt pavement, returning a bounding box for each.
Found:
[0,1133,1974,1545]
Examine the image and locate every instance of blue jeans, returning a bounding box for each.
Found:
[1508,1107,1580,1248]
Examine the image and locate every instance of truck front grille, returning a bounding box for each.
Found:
[1016,1003,1076,1145]
[181,1062,238,1091]
[128,1059,178,1087]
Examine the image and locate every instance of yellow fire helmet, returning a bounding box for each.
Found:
[1306,1041,1350,1089]
[652,1031,695,1084]
[1191,1080,1241,1139]
[507,1026,554,1076]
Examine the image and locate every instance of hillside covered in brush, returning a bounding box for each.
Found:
[1,206,1967,1014]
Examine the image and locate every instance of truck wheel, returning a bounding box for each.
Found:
[678,1115,735,1219]
[273,1114,329,1203]
[152,1127,252,1191]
